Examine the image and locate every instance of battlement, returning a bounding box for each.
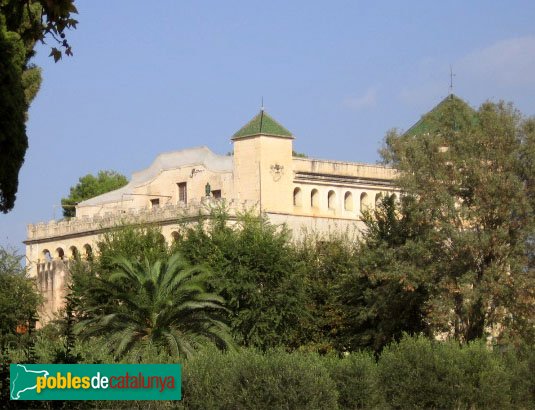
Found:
[26,198,258,242]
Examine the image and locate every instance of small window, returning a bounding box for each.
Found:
[42,249,52,262]
[328,190,336,210]
[56,247,65,260]
[311,189,319,208]
[150,198,160,209]
[178,182,187,204]
[344,192,353,211]
[375,192,383,207]
[293,187,302,207]
[360,192,369,213]
[70,246,79,259]
[83,244,93,261]
[212,190,222,199]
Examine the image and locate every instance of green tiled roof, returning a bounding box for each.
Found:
[232,110,293,139]
[405,94,477,136]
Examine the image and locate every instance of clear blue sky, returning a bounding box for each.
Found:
[3,0,535,257]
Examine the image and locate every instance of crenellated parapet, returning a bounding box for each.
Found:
[26,198,259,242]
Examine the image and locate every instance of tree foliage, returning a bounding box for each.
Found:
[380,98,535,343]
[0,0,77,213]
[338,195,432,353]
[70,224,169,320]
[75,253,233,359]
[61,170,128,217]
[175,209,308,350]
[0,246,41,338]
[294,233,356,352]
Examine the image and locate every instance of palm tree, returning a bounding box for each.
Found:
[76,253,233,358]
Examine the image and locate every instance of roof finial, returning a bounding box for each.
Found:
[261,96,264,112]
[449,65,456,95]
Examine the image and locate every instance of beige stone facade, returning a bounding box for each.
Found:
[25,110,398,321]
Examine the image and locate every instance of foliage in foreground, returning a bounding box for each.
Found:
[0,0,77,213]
[74,253,233,359]
[0,247,41,342]
[175,210,308,350]
[2,319,534,409]
[338,195,432,354]
[179,336,534,410]
[381,99,535,343]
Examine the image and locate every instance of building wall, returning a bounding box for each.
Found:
[257,135,294,214]
[232,136,261,204]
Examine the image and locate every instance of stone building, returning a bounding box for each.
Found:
[25,109,398,320]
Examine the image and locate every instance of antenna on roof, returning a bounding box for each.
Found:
[261,96,264,111]
[449,65,456,95]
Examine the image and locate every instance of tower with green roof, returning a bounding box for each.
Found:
[404,94,477,138]
[231,109,295,212]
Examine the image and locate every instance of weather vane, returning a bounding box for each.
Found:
[449,65,456,94]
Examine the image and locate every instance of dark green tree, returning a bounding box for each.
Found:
[0,247,41,338]
[61,170,128,217]
[0,0,77,213]
[175,210,307,350]
[338,195,432,353]
[381,97,535,343]
[76,253,233,358]
[69,224,169,320]
[294,233,356,352]
[53,294,83,364]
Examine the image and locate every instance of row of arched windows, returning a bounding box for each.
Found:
[41,244,93,262]
[40,232,184,263]
[293,187,396,214]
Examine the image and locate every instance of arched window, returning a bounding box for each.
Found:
[328,190,336,210]
[83,244,93,261]
[69,246,79,259]
[55,247,65,260]
[293,187,302,207]
[344,191,353,211]
[391,193,398,202]
[42,249,52,262]
[171,231,180,243]
[311,189,319,208]
[360,192,369,213]
[375,192,383,207]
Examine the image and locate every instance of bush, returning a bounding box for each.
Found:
[457,342,512,409]
[175,211,307,350]
[181,347,338,409]
[322,351,379,409]
[376,335,530,409]
[377,335,460,409]
[497,344,535,409]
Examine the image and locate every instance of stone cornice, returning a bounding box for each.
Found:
[25,199,257,243]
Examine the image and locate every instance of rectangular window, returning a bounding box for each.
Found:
[150,198,160,209]
[212,190,222,199]
[178,182,187,204]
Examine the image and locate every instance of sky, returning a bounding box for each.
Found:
[2,0,535,257]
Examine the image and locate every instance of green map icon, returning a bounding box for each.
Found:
[10,364,50,400]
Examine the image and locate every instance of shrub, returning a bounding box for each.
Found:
[377,335,462,409]
[181,347,338,409]
[322,351,379,409]
[376,335,526,409]
[457,341,512,409]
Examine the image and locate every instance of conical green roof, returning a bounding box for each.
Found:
[232,110,293,140]
[405,94,477,136]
